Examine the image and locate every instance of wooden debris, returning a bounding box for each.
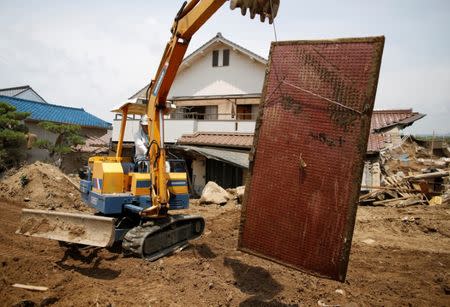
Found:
[61,173,81,192]
[372,196,410,206]
[360,138,449,207]
[12,283,48,291]
[406,171,449,180]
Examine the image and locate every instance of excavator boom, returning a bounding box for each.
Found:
[143,0,279,216]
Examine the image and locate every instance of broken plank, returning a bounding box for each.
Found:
[406,171,449,180]
[372,196,411,206]
[360,186,422,193]
[12,283,48,291]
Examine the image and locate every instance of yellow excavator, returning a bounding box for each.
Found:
[17,0,280,260]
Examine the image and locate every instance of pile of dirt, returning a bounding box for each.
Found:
[0,162,92,213]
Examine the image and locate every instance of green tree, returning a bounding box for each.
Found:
[0,102,30,171]
[34,122,85,163]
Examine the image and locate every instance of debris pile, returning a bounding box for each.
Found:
[360,139,450,207]
[0,161,92,213]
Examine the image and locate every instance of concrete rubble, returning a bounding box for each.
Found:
[199,181,231,205]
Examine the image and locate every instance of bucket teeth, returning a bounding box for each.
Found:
[230,0,280,23]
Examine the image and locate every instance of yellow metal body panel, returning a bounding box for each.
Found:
[88,156,132,169]
[168,173,187,181]
[167,172,188,195]
[169,185,189,195]
[92,161,124,194]
[123,174,131,193]
[130,173,151,196]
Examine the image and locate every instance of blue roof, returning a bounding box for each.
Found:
[0,95,111,129]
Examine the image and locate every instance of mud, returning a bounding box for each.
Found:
[17,217,54,235]
[1,197,449,306]
[0,162,93,213]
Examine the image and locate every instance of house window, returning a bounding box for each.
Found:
[223,49,230,66]
[212,50,219,67]
[212,49,230,67]
[177,105,218,120]
[236,104,253,120]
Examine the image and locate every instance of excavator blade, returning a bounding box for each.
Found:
[230,0,280,23]
[16,209,116,247]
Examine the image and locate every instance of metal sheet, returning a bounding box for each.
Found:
[177,145,249,168]
[17,209,116,247]
[238,37,385,281]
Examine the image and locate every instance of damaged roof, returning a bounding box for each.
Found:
[371,109,425,132]
[367,109,425,153]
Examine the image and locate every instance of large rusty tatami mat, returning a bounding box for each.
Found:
[239,37,385,281]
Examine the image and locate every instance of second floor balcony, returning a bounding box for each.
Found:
[112,112,257,143]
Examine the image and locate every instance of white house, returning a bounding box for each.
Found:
[114,32,267,144]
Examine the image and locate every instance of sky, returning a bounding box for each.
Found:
[0,0,449,135]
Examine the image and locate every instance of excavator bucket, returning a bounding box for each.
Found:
[16,209,116,247]
[230,0,280,23]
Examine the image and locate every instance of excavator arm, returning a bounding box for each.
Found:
[142,0,279,217]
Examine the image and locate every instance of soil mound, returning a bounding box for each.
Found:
[0,162,92,213]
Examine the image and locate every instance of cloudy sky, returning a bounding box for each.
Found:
[1,0,449,134]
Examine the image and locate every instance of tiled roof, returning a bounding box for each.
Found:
[74,132,111,153]
[366,109,425,152]
[177,132,254,149]
[366,133,386,153]
[371,109,425,132]
[0,95,111,129]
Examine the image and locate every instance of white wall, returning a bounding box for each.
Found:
[26,122,58,162]
[169,42,266,98]
[191,158,206,195]
[16,89,46,103]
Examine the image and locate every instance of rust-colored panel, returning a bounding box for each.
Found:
[238,37,385,281]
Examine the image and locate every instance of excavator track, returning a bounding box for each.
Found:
[122,214,205,261]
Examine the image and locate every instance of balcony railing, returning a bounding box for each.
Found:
[115,112,258,121]
[112,113,257,143]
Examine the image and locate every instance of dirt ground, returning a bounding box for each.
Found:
[0,196,449,307]
[1,162,449,306]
